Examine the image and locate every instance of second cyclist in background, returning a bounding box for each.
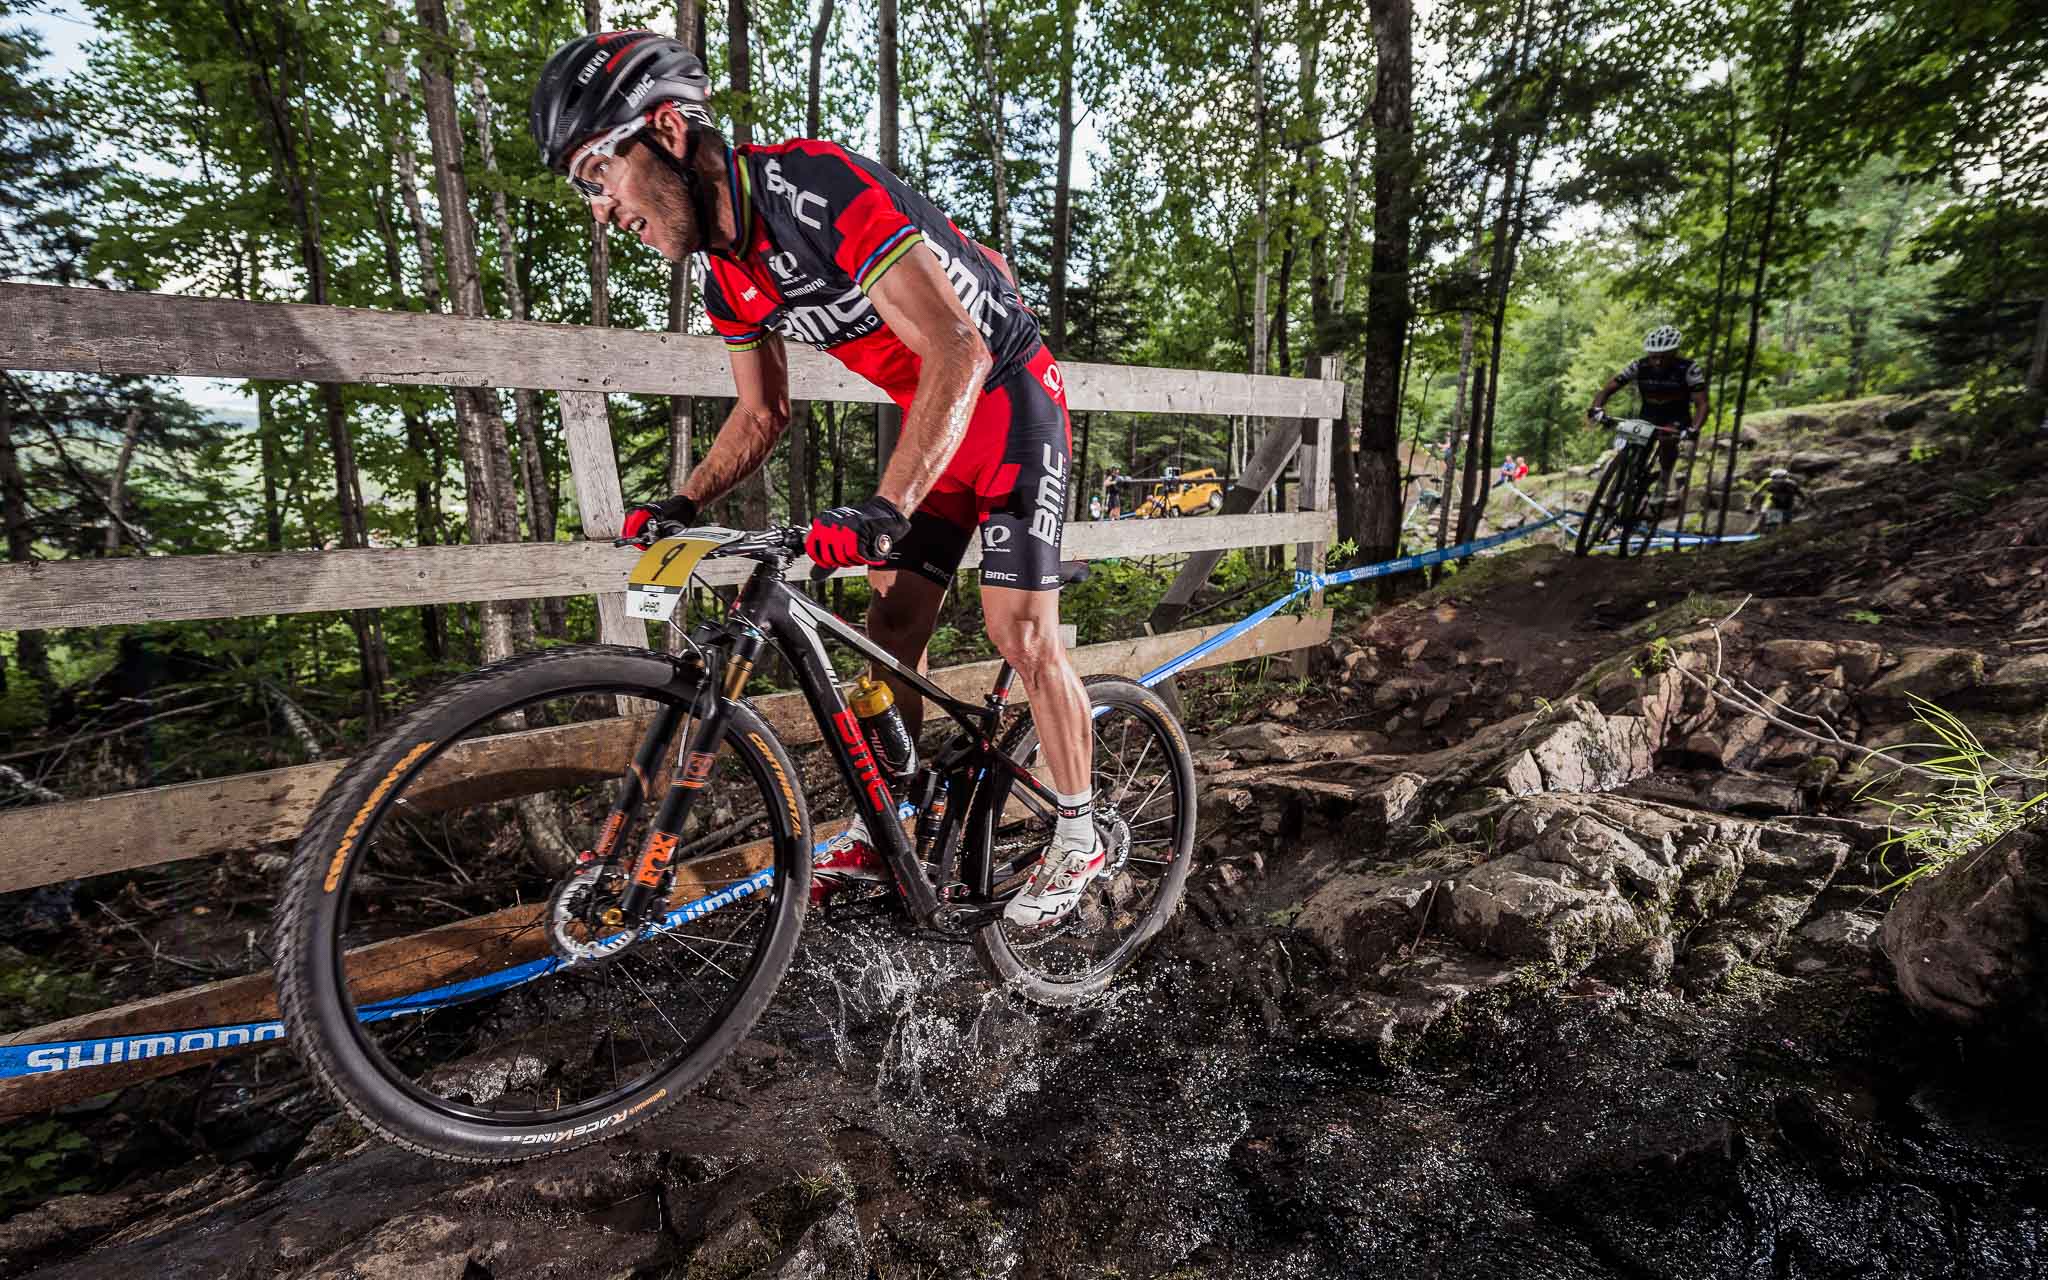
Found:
[1587,326,1710,513]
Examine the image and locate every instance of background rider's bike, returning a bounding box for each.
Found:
[1574,411,1684,559]
[1754,505,1793,534]
[273,523,1197,1162]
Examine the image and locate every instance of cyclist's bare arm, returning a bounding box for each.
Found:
[1589,375,1623,414]
[1690,388,1710,431]
[682,337,793,508]
[866,250,993,512]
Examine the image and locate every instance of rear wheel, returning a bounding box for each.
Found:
[275,646,810,1162]
[970,677,1198,1007]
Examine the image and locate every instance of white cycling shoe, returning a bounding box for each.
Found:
[1003,838,1108,929]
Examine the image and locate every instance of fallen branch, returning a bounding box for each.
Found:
[1653,595,1946,783]
[0,764,63,803]
[0,696,239,765]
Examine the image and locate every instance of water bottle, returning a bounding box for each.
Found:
[848,674,917,782]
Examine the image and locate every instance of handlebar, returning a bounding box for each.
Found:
[611,522,892,581]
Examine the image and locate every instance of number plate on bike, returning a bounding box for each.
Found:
[625,532,739,621]
[1615,419,1656,442]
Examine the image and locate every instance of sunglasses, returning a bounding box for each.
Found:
[566,116,648,198]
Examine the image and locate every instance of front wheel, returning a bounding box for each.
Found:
[970,677,1198,1006]
[1575,451,1630,557]
[274,646,811,1162]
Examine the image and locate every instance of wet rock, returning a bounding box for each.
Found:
[1798,910,1880,954]
[1497,699,1654,796]
[1208,722,1379,764]
[1758,639,1839,671]
[1836,639,1884,685]
[1984,653,2048,711]
[1699,771,1808,817]
[1864,647,1985,706]
[1880,818,2048,1045]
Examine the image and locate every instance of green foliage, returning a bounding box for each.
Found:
[1862,696,2048,892]
[0,947,101,1035]
[0,1119,93,1213]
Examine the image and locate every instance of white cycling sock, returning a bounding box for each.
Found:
[1053,789,1096,853]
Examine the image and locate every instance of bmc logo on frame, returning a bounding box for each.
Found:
[831,709,893,811]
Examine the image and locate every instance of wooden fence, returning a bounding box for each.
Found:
[0,281,1342,904]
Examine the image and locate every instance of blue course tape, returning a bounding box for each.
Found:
[1137,513,1564,688]
[0,808,912,1080]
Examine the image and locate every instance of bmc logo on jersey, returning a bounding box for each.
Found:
[764,160,828,230]
[921,239,1009,340]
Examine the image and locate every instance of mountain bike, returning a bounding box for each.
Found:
[1573,411,1684,558]
[273,523,1197,1162]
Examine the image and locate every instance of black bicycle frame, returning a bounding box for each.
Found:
[609,552,1062,928]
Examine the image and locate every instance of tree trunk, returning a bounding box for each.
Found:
[665,0,704,511]
[2029,295,2048,393]
[415,0,523,661]
[723,0,772,525]
[1356,0,1415,572]
[101,406,143,554]
[0,393,52,694]
[223,0,386,721]
[1249,0,1269,379]
[374,189,452,659]
[1721,0,1808,539]
[1048,0,1077,354]
[1455,359,1487,545]
[875,0,901,468]
[974,0,1015,264]
[451,0,561,635]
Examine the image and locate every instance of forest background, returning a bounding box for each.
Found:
[0,0,2043,796]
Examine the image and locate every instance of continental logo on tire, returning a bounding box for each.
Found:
[509,1089,669,1145]
[750,733,802,830]
[324,741,437,893]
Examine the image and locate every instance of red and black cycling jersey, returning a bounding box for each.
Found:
[700,141,1040,400]
[1614,356,1708,417]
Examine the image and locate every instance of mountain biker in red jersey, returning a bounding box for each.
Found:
[1587,325,1711,505]
[530,33,1101,927]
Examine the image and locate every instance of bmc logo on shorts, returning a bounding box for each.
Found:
[1041,361,1065,401]
[1031,444,1066,547]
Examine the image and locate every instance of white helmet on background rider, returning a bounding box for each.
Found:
[1643,326,1682,354]
[1769,467,1791,481]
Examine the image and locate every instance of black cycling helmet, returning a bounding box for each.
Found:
[529,31,712,174]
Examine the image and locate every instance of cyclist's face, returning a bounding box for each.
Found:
[1645,351,1675,369]
[572,113,697,261]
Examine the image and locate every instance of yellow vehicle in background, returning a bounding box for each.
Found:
[1132,467,1226,518]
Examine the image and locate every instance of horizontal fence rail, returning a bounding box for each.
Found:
[0,611,1329,895]
[0,511,1334,631]
[0,283,1347,418]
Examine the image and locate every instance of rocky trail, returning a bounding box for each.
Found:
[5,396,2048,1278]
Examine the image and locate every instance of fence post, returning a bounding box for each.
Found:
[559,390,645,647]
[1290,356,1337,679]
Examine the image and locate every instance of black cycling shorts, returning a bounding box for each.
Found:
[881,344,1074,592]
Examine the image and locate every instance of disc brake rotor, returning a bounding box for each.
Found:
[546,863,638,965]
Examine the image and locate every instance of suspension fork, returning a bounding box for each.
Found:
[611,622,768,924]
